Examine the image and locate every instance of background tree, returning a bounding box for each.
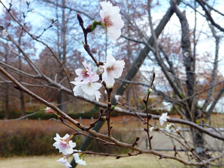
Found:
[0,6,35,118]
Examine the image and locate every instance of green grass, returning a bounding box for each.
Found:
[0,154,188,168]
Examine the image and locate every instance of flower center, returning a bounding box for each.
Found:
[82,69,89,78]
[107,66,114,73]
[104,16,113,27]
[60,138,70,148]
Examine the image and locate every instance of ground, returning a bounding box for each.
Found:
[0,154,188,168]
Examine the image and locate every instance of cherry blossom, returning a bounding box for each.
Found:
[159,113,170,126]
[100,1,124,40]
[115,95,121,101]
[165,123,175,132]
[75,60,99,83]
[53,133,76,155]
[73,151,87,166]
[71,60,102,101]
[57,157,72,168]
[71,81,101,101]
[149,127,155,132]
[102,55,125,87]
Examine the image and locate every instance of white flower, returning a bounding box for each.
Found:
[53,133,76,155]
[73,151,87,166]
[159,113,170,126]
[149,127,155,132]
[75,60,99,83]
[57,157,72,168]
[71,60,102,101]
[115,95,121,101]
[102,55,125,87]
[71,81,101,101]
[165,123,175,132]
[100,1,124,40]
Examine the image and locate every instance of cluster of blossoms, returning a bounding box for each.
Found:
[71,1,125,101]
[150,113,176,133]
[159,113,170,126]
[71,56,125,101]
[151,113,175,133]
[71,60,102,101]
[53,133,86,167]
[54,1,124,167]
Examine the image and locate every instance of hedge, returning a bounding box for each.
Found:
[0,106,119,120]
[0,120,133,157]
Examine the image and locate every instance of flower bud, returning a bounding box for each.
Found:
[147,88,152,93]
[77,14,83,25]
[45,107,54,114]
[111,105,115,110]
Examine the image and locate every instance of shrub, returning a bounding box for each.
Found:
[0,120,133,157]
[0,106,119,120]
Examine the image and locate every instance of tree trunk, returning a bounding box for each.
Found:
[4,45,9,119]
[56,0,67,112]
[18,18,25,117]
[19,55,25,117]
[171,1,210,167]
[4,82,9,119]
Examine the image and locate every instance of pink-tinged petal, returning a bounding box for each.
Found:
[73,151,87,166]
[69,141,76,149]
[102,72,115,86]
[82,84,95,94]
[82,60,91,70]
[73,60,99,84]
[159,113,170,126]
[106,55,116,66]
[75,69,83,76]
[100,1,124,41]
[100,1,113,10]
[57,158,72,168]
[53,133,75,155]
[94,91,101,101]
[71,80,101,101]
[91,82,102,90]
[110,6,120,16]
[108,28,121,40]
[91,74,100,82]
[112,60,125,78]
[73,84,83,96]
[102,55,125,86]
[100,10,106,20]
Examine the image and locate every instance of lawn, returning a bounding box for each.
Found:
[0,154,187,168]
